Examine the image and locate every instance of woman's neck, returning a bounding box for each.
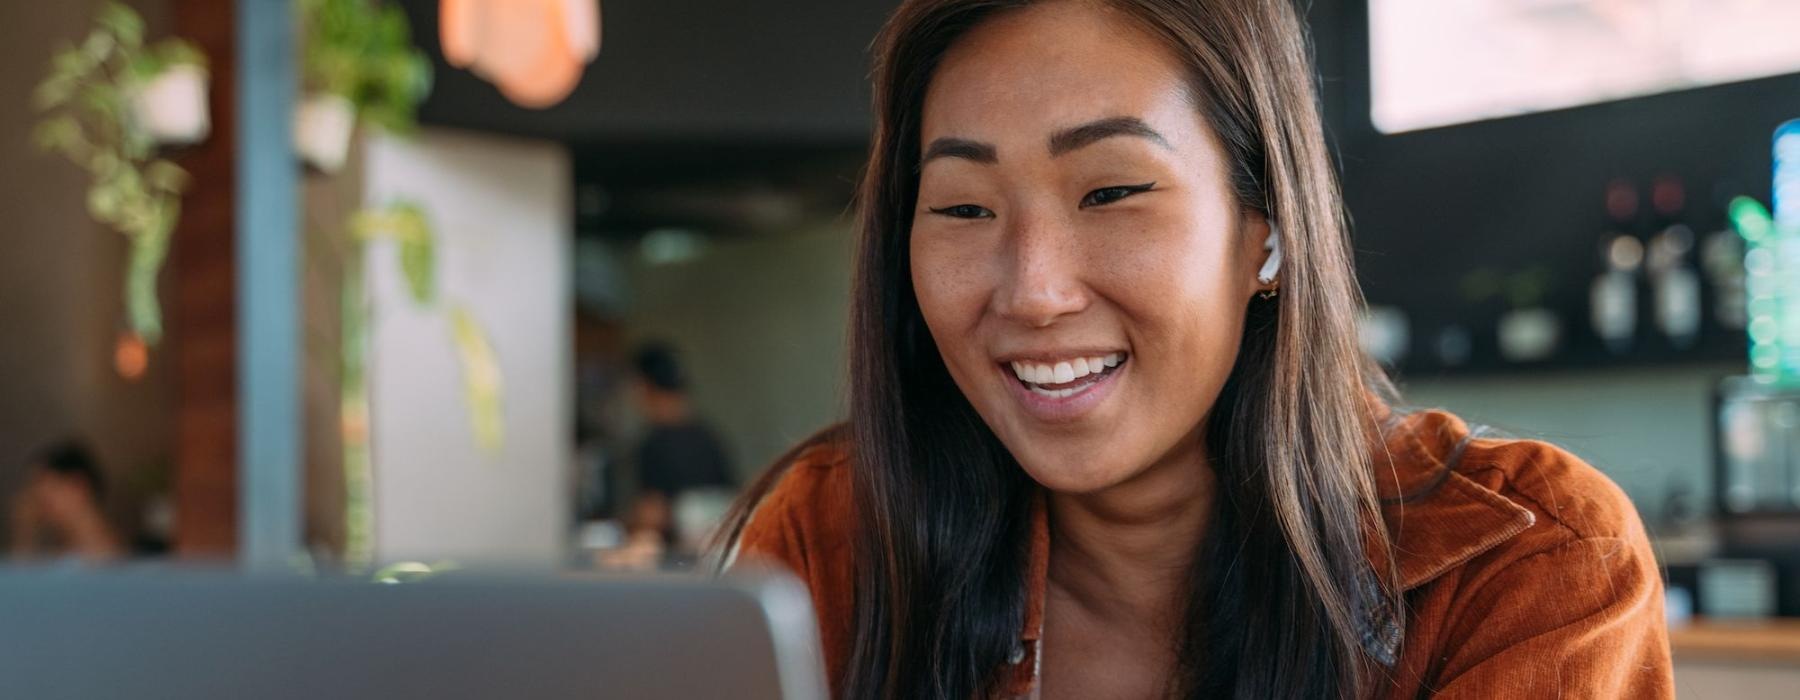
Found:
[1045,431,1217,630]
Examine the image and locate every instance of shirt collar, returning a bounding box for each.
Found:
[1368,408,1538,590]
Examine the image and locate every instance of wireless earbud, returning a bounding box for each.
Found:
[1257,223,1282,284]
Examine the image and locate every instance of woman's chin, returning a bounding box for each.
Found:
[1013,453,1133,495]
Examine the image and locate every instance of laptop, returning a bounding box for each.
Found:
[0,568,825,700]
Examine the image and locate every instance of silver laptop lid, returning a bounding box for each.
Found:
[0,569,825,700]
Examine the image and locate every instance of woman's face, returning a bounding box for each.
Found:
[910,1,1270,494]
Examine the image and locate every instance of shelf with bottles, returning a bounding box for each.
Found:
[1359,174,1760,377]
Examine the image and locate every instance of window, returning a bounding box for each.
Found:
[1370,0,1800,133]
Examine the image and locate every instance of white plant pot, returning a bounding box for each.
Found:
[294,93,357,174]
[131,63,210,146]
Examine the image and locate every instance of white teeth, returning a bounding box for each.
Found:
[1008,352,1128,385]
[1028,385,1081,399]
[1011,361,1043,384]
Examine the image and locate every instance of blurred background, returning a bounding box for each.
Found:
[1,0,1799,694]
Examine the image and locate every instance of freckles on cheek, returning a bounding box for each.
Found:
[1093,234,1226,308]
[1088,219,1247,366]
[912,235,990,328]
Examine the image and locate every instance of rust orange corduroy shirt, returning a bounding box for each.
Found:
[735,409,1674,698]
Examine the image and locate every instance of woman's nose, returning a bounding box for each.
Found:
[991,215,1090,328]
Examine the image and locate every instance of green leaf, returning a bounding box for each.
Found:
[144,160,189,193]
[391,202,435,304]
[376,5,407,45]
[449,306,504,454]
[105,168,147,231]
[157,40,208,70]
[87,183,123,222]
[398,229,435,305]
[348,202,436,304]
[136,40,208,80]
[90,152,122,179]
[128,52,163,81]
[32,116,80,152]
[34,75,75,111]
[78,83,123,123]
[96,2,146,51]
[81,31,116,64]
[50,45,88,78]
[407,52,433,101]
[122,120,155,160]
[299,0,428,134]
[361,103,406,135]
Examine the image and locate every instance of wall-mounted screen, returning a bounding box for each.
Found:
[1370,0,1800,134]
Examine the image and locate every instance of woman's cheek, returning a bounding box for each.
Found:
[910,231,987,351]
[1083,221,1209,305]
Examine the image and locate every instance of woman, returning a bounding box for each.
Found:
[722,1,1672,697]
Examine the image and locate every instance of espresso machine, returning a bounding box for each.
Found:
[1712,376,1800,617]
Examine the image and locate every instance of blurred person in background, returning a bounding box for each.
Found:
[609,342,735,568]
[8,440,123,563]
[718,0,1673,697]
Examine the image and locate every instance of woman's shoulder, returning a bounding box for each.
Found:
[727,428,858,685]
[753,437,854,530]
[1380,409,1672,696]
[1383,408,1650,553]
[729,428,855,576]
[1376,407,1663,596]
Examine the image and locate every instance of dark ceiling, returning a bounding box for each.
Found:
[393,0,898,235]
[397,0,896,146]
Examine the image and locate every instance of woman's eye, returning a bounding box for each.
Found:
[927,204,995,219]
[1080,182,1156,208]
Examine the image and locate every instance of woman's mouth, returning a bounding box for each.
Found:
[999,352,1128,422]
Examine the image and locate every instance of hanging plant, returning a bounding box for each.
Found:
[299,0,507,570]
[345,202,505,454]
[297,0,433,172]
[338,201,506,567]
[33,2,209,345]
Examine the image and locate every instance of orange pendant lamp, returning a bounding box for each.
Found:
[440,0,600,109]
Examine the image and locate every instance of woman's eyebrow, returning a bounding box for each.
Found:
[921,137,999,166]
[1048,116,1171,156]
[918,116,1167,167]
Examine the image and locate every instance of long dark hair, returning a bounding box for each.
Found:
[719,1,1403,697]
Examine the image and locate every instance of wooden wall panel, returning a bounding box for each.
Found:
[170,0,237,557]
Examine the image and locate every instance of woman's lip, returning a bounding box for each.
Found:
[998,357,1126,424]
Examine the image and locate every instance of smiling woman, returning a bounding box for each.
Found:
[718,1,1674,698]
